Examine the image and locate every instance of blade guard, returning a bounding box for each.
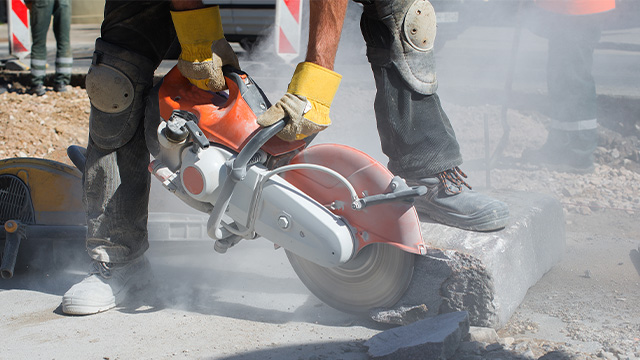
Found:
[282,144,426,255]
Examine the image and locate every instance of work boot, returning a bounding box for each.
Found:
[62,256,152,315]
[53,83,68,93]
[30,84,46,96]
[408,167,509,232]
[521,129,596,174]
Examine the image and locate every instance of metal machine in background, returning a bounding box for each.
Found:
[0,156,86,279]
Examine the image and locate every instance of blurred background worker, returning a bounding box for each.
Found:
[27,0,73,96]
[522,0,615,173]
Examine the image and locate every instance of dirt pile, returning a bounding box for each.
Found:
[0,85,90,165]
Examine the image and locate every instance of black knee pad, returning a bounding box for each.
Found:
[86,39,156,150]
[359,0,438,95]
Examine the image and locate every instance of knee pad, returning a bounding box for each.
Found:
[86,39,156,149]
[361,0,438,95]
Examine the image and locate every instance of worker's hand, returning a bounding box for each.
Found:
[257,62,341,141]
[171,6,240,92]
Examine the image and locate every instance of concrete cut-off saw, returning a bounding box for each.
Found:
[140,66,429,314]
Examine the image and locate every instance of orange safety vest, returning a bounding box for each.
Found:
[534,0,615,15]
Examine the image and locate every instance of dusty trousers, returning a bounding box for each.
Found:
[83,0,175,263]
[371,65,462,179]
[356,0,463,178]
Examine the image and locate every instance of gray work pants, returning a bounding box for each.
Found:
[84,0,175,263]
[357,0,462,178]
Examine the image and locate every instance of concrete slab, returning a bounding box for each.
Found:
[375,191,565,329]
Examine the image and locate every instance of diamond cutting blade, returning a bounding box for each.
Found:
[286,243,415,314]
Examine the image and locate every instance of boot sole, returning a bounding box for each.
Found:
[62,298,117,315]
[415,202,510,232]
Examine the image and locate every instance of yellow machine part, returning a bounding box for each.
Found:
[0,158,84,226]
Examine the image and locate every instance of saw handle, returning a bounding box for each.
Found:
[208,114,287,239]
[353,176,427,210]
[222,65,272,118]
[230,119,286,181]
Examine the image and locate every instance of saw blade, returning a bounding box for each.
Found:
[286,244,415,314]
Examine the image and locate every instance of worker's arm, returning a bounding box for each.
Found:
[306,0,349,70]
[170,0,240,91]
[256,0,348,141]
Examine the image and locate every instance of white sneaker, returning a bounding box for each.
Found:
[62,256,152,315]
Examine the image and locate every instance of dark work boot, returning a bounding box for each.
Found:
[408,167,509,232]
[53,82,68,92]
[30,84,46,96]
[521,129,596,174]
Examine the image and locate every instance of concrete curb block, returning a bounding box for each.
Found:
[374,191,565,328]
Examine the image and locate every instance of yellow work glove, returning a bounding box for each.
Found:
[171,6,240,92]
[257,62,342,141]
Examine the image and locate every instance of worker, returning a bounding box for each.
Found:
[26,0,73,96]
[61,0,509,316]
[522,0,615,172]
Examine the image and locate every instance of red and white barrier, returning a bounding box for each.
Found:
[275,0,303,62]
[6,0,31,58]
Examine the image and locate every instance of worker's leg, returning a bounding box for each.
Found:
[51,0,73,90]
[523,13,601,173]
[62,0,176,315]
[357,0,509,231]
[82,0,176,264]
[370,66,462,178]
[29,0,54,95]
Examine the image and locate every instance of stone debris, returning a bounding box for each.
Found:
[369,304,429,326]
[467,326,500,343]
[365,311,469,360]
